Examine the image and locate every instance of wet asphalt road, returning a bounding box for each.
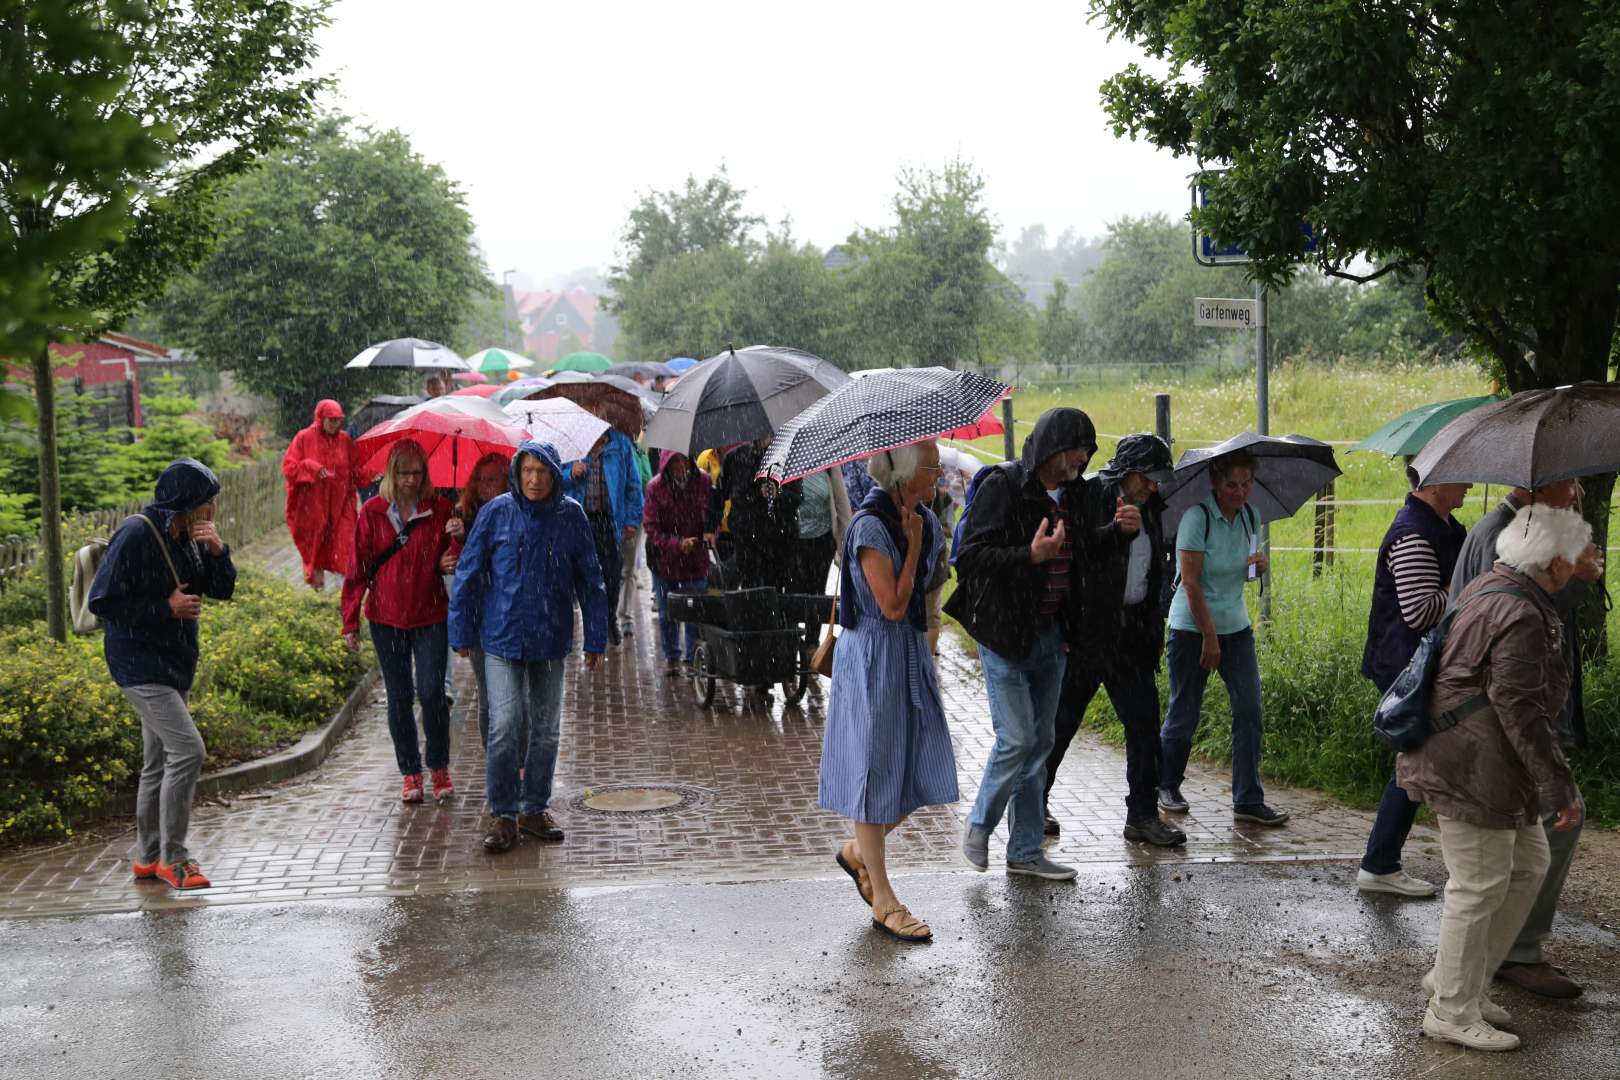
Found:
[3,860,1616,1080]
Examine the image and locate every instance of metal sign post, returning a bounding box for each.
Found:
[1255,282,1271,623]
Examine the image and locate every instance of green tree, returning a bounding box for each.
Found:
[118,375,231,494]
[607,168,764,315]
[1036,278,1087,371]
[156,118,489,431]
[1,0,325,639]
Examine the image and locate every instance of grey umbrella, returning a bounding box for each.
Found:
[1159,432,1341,538]
[1411,381,1620,488]
[642,345,851,457]
[602,360,675,382]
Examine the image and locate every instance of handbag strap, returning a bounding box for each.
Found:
[131,514,184,590]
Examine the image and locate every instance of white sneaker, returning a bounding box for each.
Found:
[1357,868,1439,897]
[1420,972,1512,1026]
[1422,1009,1520,1052]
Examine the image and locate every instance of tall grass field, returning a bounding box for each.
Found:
[947,361,1618,826]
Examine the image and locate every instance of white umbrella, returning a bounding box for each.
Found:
[502,398,611,462]
[345,337,468,371]
[465,347,536,373]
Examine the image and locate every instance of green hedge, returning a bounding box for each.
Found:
[0,563,366,844]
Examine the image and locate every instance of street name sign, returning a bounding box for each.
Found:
[1194,297,1262,329]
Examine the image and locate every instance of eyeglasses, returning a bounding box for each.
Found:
[396,468,426,478]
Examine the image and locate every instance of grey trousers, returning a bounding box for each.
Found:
[123,684,205,865]
[1505,784,1584,965]
[618,530,640,621]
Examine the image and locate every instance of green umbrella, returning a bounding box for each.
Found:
[550,350,613,374]
[1349,396,1497,457]
[464,347,536,374]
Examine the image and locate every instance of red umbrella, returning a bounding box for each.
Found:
[942,403,1005,441]
[449,383,503,399]
[449,371,489,384]
[356,396,527,488]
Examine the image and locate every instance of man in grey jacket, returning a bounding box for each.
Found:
[1450,479,1602,999]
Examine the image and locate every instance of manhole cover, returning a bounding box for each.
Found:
[570,783,710,818]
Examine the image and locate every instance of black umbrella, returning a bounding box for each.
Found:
[1411,382,1620,488]
[347,393,422,438]
[756,367,1011,485]
[642,345,851,457]
[344,337,467,371]
[1159,432,1341,538]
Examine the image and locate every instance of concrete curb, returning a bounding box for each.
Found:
[103,667,381,817]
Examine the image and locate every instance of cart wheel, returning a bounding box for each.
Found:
[691,642,717,708]
[782,669,809,706]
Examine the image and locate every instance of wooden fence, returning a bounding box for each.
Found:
[0,458,285,591]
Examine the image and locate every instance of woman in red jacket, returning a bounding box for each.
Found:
[342,440,459,803]
[642,452,713,676]
[282,399,362,591]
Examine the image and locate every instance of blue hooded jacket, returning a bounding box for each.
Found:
[561,428,644,535]
[88,458,237,691]
[449,440,609,660]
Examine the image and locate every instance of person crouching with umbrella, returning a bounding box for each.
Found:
[1157,450,1289,827]
[820,440,958,943]
[342,439,459,804]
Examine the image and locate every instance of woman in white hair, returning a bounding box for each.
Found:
[818,440,958,943]
[1398,504,1589,1053]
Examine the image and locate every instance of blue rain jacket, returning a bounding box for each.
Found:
[88,458,236,691]
[449,440,608,660]
[561,429,644,534]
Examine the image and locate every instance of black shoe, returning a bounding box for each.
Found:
[1157,787,1190,813]
[481,814,517,853]
[1233,802,1289,826]
[608,624,623,647]
[1123,815,1187,847]
[1043,812,1061,837]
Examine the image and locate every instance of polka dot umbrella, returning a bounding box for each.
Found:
[755,367,1012,486]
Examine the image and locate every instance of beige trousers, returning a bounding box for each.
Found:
[1429,817,1550,1025]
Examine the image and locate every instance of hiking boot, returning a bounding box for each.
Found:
[1357,868,1438,897]
[1234,802,1289,826]
[1043,812,1061,837]
[517,810,565,842]
[1157,787,1189,813]
[155,860,211,890]
[1422,1010,1519,1052]
[1422,971,1511,1026]
[132,859,160,880]
[608,624,623,647]
[961,826,989,872]
[1006,855,1079,881]
[1123,815,1187,847]
[1495,961,1583,999]
[481,814,517,853]
[400,773,425,803]
[429,768,455,803]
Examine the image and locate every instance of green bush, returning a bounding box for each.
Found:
[0,564,366,845]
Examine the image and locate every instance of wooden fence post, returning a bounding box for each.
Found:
[1313,478,1336,577]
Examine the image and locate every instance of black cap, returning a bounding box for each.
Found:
[1107,433,1174,484]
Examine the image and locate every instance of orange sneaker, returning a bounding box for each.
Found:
[132,859,160,880]
[401,773,425,803]
[430,768,454,803]
[155,860,210,890]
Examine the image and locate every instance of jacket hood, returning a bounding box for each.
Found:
[1099,433,1174,486]
[510,439,563,512]
[314,399,344,423]
[145,458,222,527]
[1020,407,1098,472]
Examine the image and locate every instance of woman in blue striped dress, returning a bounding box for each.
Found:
[820,439,959,943]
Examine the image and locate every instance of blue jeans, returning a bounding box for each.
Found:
[653,576,707,662]
[484,655,565,818]
[469,647,527,751]
[969,626,1065,864]
[1160,627,1265,807]
[370,621,450,775]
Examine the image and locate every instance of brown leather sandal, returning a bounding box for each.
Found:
[872,903,931,943]
[835,843,873,907]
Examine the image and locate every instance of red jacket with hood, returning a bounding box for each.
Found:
[282,399,363,581]
[341,492,455,635]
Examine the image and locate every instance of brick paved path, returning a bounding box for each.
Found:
[0,534,1422,918]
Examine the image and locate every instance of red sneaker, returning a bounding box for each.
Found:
[430,768,454,803]
[401,773,425,803]
[132,859,160,880]
[155,860,210,890]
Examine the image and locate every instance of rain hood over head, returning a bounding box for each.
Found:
[1101,433,1174,485]
[510,439,563,510]
[315,399,345,422]
[1019,407,1097,473]
[146,458,222,529]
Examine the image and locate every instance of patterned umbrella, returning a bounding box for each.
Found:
[355,396,526,487]
[502,398,612,462]
[491,377,556,407]
[464,347,536,374]
[755,367,1011,485]
[344,337,467,371]
[531,375,659,439]
[643,345,851,458]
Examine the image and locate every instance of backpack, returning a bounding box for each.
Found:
[950,461,1017,566]
[1162,501,1259,617]
[1372,583,1530,752]
[69,515,182,634]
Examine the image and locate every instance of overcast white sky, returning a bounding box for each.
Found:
[314,0,1193,288]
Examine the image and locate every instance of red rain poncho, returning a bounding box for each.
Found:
[282,400,362,584]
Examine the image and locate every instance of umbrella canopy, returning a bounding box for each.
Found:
[643,345,852,458]
[1159,432,1342,538]
[464,347,536,374]
[502,398,613,462]
[347,394,422,437]
[449,371,489,384]
[665,357,699,372]
[531,375,659,439]
[491,377,556,407]
[551,350,613,374]
[345,337,467,371]
[546,369,595,384]
[1410,382,1620,488]
[942,403,1006,441]
[1349,396,1497,457]
[355,395,527,488]
[756,367,1012,485]
[603,360,674,382]
[448,383,503,398]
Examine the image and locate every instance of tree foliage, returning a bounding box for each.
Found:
[607,168,764,314]
[155,118,490,432]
